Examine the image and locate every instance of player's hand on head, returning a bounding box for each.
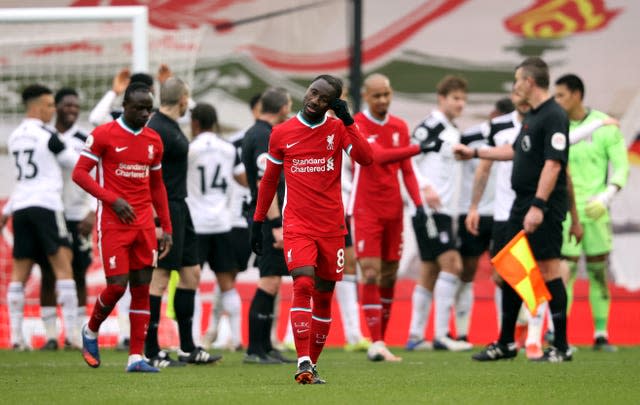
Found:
[452,144,474,161]
[112,197,136,224]
[330,98,354,126]
[465,208,480,236]
[112,68,131,95]
[250,221,264,255]
[423,186,442,211]
[158,232,173,260]
[157,64,172,84]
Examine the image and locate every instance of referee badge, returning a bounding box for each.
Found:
[551,132,567,151]
[522,135,531,152]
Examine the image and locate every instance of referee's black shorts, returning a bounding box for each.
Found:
[257,220,289,277]
[13,207,71,260]
[507,195,567,261]
[157,199,199,269]
[457,214,493,258]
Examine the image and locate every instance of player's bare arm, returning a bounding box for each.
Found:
[454,143,514,161]
[77,211,96,238]
[112,68,131,95]
[422,184,442,211]
[523,159,562,234]
[466,158,493,236]
[566,168,583,244]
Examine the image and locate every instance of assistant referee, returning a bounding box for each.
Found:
[455,57,572,362]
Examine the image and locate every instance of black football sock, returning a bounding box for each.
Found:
[174,288,196,353]
[144,294,162,358]
[264,293,278,353]
[546,278,569,351]
[498,282,522,345]
[247,288,275,356]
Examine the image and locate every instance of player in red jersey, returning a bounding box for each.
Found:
[72,82,173,372]
[349,74,429,362]
[252,75,373,384]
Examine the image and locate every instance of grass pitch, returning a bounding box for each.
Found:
[1,346,639,404]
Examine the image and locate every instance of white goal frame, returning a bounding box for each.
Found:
[0,6,149,72]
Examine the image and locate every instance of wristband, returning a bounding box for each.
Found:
[154,217,161,227]
[266,217,283,228]
[531,197,548,213]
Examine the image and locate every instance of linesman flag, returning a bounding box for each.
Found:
[491,230,551,314]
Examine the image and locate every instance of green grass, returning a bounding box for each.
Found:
[1,347,640,404]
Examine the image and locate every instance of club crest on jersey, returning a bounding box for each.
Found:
[327,134,335,150]
[148,145,154,160]
[109,256,116,269]
[287,248,293,263]
[522,135,532,152]
[392,132,400,147]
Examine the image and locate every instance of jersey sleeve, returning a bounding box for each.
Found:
[604,125,630,188]
[151,136,164,171]
[267,127,284,166]
[461,122,489,146]
[543,111,569,163]
[81,127,107,162]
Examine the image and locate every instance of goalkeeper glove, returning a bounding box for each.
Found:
[250,221,264,255]
[585,184,618,220]
[329,98,354,126]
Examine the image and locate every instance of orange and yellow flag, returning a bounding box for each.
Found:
[491,230,551,314]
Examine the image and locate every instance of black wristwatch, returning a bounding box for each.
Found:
[530,197,548,214]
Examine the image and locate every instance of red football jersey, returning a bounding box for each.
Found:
[350,111,418,219]
[268,113,362,237]
[80,118,164,230]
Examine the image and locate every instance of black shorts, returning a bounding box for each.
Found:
[66,219,93,275]
[257,220,289,277]
[412,213,456,262]
[12,207,71,260]
[507,196,566,260]
[344,218,353,248]
[198,232,235,273]
[490,220,510,258]
[458,214,494,257]
[230,227,250,271]
[157,200,199,269]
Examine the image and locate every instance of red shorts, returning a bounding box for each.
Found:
[351,214,403,261]
[98,227,157,277]
[283,233,345,282]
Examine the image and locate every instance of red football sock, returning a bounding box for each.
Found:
[88,283,126,333]
[379,286,395,340]
[129,284,150,356]
[309,289,333,364]
[290,276,314,359]
[361,283,382,342]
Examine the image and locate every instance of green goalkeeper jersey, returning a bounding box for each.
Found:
[569,109,629,223]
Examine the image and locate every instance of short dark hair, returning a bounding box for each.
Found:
[311,74,343,100]
[249,93,262,110]
[22,84,52,106]
[130,72,154,87]
[436,75,467,96]
[191,102,218,131]
[54,87,78,105]
[517,57,549,89]
[260,87,289,114]
[494,97,515,115]
[555,74,585,100]
[123,82,151,103]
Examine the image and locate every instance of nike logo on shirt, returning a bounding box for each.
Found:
[115,146,128,152]
[286,141,301,149]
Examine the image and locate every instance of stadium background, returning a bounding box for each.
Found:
[0,0,638,348]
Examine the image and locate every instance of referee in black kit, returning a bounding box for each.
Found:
[455,57,572,362]
[241,87,294,364]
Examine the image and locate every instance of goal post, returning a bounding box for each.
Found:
[0,6,149,73]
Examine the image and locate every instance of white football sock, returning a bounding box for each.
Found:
[192,289,202,346]
[116,286,131,343]
[128,354,143,366]
[526,302,547,346]
[221,288,242,347]
[433,272,460,339]
[76,306,86,338]
[41,306,58,341]
[208,283,223,336]
[8,281,25,345]
[516,303,528,325]
[455,281,473,338]
[494,285,502,326]
[336,274,362,344]
[407,284,432,341]
[56,279,78,345]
